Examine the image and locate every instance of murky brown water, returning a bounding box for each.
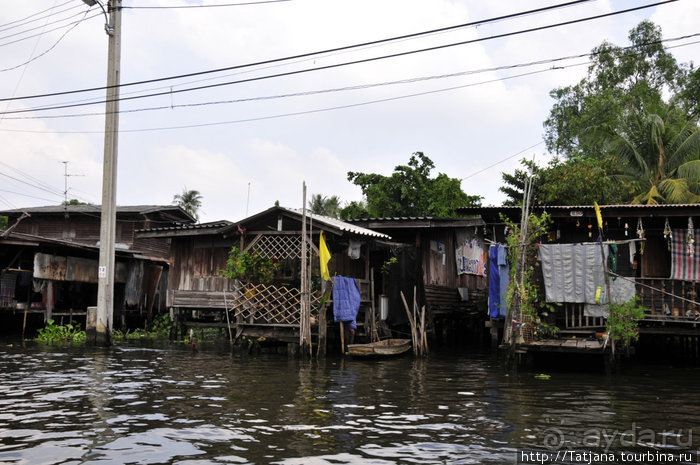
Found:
[0,341,697,464]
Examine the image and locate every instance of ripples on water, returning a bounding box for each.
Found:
[0,342,697,464]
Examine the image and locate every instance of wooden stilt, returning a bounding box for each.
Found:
[421,307,426,355]
[340,321,345,354]
[400,290,417,355]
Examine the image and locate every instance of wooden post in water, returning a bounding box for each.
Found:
[400,290,418,355]
[299,182,311,357]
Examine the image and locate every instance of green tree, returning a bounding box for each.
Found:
[544,21,693,159]
[173,188,203,222]
[309,194,341,218]
[500,156,631,206]
[603,107,700,204]
[339,200,369,220]
[343,152,481,218]
[62,199,88,205]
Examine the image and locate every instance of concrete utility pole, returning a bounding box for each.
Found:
[91,0,122,346]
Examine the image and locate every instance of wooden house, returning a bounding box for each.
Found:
[347,216,488,345]
[0,205,195,332]
[459,204,700,359]
[135,206,391,349]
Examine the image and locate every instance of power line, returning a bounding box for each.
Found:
[0,9,91,73]
[0,12,101,48]
[0,171,65,198]
[0,3,87,35]
[0,189,60,203]
[461,141,546,181]
[0,0,77,30]
[0,0,679,116]
[0,65,586,134]
[0,4,90,42]
[122,0,293,9]
[0,0,603,102]
[5,33,698,122]
[0,161,65,196]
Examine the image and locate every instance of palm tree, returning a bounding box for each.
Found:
[173,188,203,222]
[309,194,341,218]
[605,108,700,204]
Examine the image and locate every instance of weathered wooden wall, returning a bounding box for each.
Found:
[421,229,487,291]
[13,216,171,259]
[169,237,236,292]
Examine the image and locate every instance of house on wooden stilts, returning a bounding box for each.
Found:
[460,204,700,364]
[347,216,489,348]
[136,206,390,353]
[0,205,194,335]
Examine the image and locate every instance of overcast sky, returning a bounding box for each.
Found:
[0,0,697,223]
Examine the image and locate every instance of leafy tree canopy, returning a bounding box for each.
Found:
[544,20,696,159]
[603,106,700,204]
[341,152,481,219]
[500,156,632,206]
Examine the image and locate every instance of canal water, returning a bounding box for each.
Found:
[0,341,697,465]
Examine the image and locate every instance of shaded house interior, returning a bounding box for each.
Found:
[347,216,490,346]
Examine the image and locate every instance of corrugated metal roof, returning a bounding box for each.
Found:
[278,207,391,239]
[135,220,232,234]
[460,203,700,211]
[0,204,195,222]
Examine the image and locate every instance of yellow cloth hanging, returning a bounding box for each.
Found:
[319,231,331,281]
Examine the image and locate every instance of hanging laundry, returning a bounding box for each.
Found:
[347,240,363,260]
[488,244,509,319]
[670,229,700,281]
[332,276,361,330]
[584,277,637,317]
[539,243,608,303]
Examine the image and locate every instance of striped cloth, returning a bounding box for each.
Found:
[670,229,700,281]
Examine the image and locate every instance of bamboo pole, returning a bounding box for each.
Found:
[340,321,345,354]
[370,267,378,342]
[420,304,428,355]
[400,290,417,355]
[223,289,233,344]
[300,182,311,356]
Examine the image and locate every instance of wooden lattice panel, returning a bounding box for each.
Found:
[227,282,320,325]
[251,234,312,260]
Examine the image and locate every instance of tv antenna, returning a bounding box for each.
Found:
[60,161,84,216]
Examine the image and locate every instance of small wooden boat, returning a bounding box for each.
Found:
[346,339,411,357]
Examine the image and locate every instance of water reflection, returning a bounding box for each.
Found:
[0,342,697,465]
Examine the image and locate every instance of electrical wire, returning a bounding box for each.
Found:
[0,0,77,30]
[122,0,293,9]
[460,141,546,181]
[0,172,65,198]
[0,65,586,134]
[0,189,60,203]
[17,0,600,110]
[0,161,66,196]
[0,12,102,48]
[0,3,85,35]
[0,9,91,73]
[0,5,91,42]
[0,0,606,102]
[5,33,698,121]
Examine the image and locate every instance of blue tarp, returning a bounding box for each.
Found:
[332,276,361,330]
